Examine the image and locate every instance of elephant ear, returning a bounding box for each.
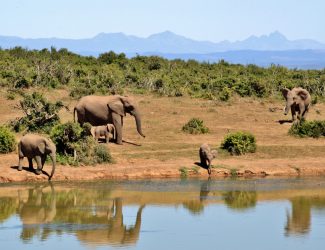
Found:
[106,124,113,131]
[296,89,309,100]
[38,142,46,154]
[281,88,290,99]
[108,101,126,117]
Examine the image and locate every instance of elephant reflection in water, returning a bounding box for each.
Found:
[76,198,145,246]
[17,184,56,242]
[285,197,311,235]
[182,180,211,215]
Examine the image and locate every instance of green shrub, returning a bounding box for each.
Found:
[182,118,209,134]
[221,131,256,155]
[10,92,63,133]
[289,120,325,138]
[218,87,232,101]
[0,126,16,153]
[94,144,114,163]
[50,122,84,155]
[50,122,113,165]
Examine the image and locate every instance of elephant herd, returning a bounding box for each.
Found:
[16,87,311,180]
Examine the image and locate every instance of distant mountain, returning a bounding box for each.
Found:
[1,31,325,54]
[1,31,325,68]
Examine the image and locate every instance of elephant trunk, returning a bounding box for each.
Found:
[49,153,56,181]
[131,109,145,138]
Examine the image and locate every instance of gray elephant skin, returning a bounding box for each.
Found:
[199,143,217,175]
[18,134,56,180]
[91,124,116,143]
[74,95,145,144]
[281,87,311,122]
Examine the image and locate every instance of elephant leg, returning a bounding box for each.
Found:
[41,155,47,170]
[207,159,212,175]
[34,156,42,175]
[105,134,109,143]
[291,106,297,122]
[18,156,24,171]
[299,103,307,121]
[18,144,24,171]
[302,108,309,120]
[200,156,205,167]
[28,158,34,170]
[112,113,123,145]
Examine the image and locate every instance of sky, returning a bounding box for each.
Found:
[1,0,324,42]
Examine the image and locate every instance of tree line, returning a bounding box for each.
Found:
[1,46,325,101]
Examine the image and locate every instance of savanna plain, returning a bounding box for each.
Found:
[1,88,325,182]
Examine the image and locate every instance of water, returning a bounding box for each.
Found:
[1,178,325,249]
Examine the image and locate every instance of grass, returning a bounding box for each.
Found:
[229,168,238,177]
[179,167,188,178]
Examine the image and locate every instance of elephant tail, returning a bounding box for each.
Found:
[73,107,77,123]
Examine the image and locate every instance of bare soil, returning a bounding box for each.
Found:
[1,88,325,183]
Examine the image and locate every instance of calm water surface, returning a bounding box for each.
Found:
[1,178,325,250]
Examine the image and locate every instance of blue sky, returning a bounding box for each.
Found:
[1,0,324,42]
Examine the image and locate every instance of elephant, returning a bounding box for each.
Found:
[281,87,311,123]
[91,124,115,143]
[74,95,145,145]
[17,184,56,241]
[199,144,217,175]
[76,198,145,246]
[18,134,56,180]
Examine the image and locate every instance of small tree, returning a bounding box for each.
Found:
[182,118,209,134]
[11,92,64,133]
[221,131,256,155]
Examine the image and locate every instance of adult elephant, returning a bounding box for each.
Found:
[74,95,145,144]
[281,87,311,123]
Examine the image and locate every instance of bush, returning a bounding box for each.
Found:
[289,120,325,138]
[221,131,256,155]
[218,87,232,101]
[50,122,113,165]
[182,118,209,134]
[10,92,63,133]
[0,126,16,153]
[50,122,84,155]
[94,144,114,163]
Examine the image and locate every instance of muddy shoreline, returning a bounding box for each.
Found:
[1,154,325,183]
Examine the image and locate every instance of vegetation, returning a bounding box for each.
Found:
[50,122,113,165]
[182,118,209,134]
[1,47,325,101]
[0,197,17,222]
[289,120,325,138]
[223,191,257,210]
[221,131,257,155]
[0,126,16,153]
[10,92,64,133]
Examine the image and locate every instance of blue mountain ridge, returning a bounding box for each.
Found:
[1,31,325,69]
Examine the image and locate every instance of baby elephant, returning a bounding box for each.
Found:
[199,144,217,175]
[18,134,56,180]
[91,124,115,143]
